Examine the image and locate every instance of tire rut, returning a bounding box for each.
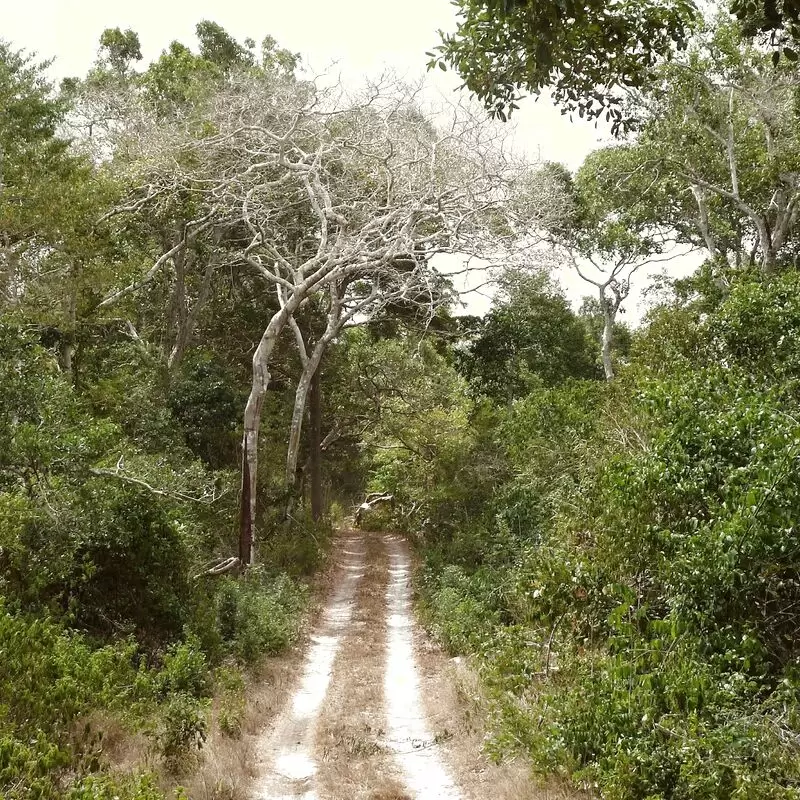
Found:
[314,530,408,799]
[252,532,366,799]
[383,534,462,800]
[251,531,470,800]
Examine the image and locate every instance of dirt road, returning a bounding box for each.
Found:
[251,531,569,800]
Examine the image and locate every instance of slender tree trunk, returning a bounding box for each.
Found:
[761,241,778,276]
[285,359,317,488]
[600,292,616,382]
[62,261,79,385]
[285,295,341,488]
[164,236,184,363]
[755,218,778,276]
[168,253,215,372]
[239,308,291,566]
[309,366,323,522]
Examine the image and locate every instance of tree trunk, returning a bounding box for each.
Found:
[309,365,323,522]
[757,219,778,276]
[239,309,291,566]
[600,293,616,381]
[62,261,79,385]
[168,253,215,372]
[285,359,317,488]
[285,322,337,488]
[762,242,778,276]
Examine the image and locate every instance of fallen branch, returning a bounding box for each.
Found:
[193,556,241,580]
[355,492,395,526]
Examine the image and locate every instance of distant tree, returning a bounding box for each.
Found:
[460,271,599,402]
[195,20,254,69]
[98,27,142,75]
[578,296,632,366]
[565,17,800,282]
[517,154,669,380]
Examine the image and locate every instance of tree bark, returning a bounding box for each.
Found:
[168,252,216,372]
[309,365,323,521]
[600,291,616,382]
[759,226,778,276]
[285,357,317,488]
[62,261,80,385]
[239,307,292,566]
[285,343,327,488]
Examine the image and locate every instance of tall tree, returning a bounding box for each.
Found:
[581,17,800,277]
[230,85,519,564]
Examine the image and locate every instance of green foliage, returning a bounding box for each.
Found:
[214,665,246,738]
[98,28,142,74]
[195,21,254,70]
[158,692,208,765]
[65,773,168,800]
[421,564,504,654]
[0,41,73,238]
[0,317,307,795]
[458,272,600,401]
[410,263,800,798]
[0,604,139,738]
[168,351,241,468]
[431,0,697,130]
[211,571,306,664]
[157,635,210,699]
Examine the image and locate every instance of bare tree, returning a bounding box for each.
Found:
[219,78,520,564]
[71,69,524,564]
[283,264,450,506]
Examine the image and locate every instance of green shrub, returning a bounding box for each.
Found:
[266,517,329,577]
[157,692,208,765]
[0,603,141,737]
[157,634,210,698]
[422,564,502,654]
[214,665,246,738]
[65,772,170,800]
[411,274,800,799]
[0,734,71,800]
[214,571,306,664]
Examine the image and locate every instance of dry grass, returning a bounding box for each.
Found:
[73,711,153,773]
[178,651,303,800]
[315,531,410,800]
[165,534,353,799]
[91,528,585,800]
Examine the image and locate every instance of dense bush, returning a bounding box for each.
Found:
[213,570,307,664]
[411,271,800,799]
[0,325,312,797]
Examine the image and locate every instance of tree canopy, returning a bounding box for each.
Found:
[432,0,800,130]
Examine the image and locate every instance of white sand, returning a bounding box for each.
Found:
[384,534,463,800]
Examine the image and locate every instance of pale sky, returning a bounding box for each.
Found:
[1,1,698,321]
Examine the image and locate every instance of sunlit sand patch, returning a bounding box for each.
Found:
[384,535,463,800]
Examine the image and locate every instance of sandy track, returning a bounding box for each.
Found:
[251,531,567,800]
[252,532,366,799]
[383,534,462,800]
[315,531,408,800]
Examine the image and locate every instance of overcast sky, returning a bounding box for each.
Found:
[1,1,697,321]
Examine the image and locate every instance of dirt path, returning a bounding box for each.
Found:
[251,531,571,800]
[383,534,462,800]
[253,532,366,799]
